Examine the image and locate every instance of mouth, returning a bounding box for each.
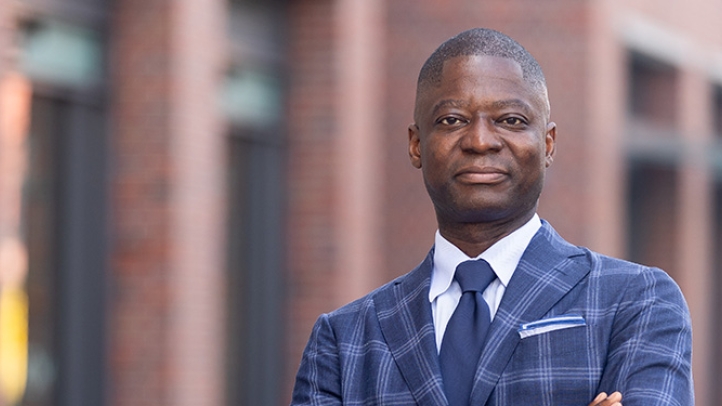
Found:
[455,167,508,184]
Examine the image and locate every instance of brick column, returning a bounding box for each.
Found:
[285,0,386,400]
[585,0,627,257]
[333,0,385,309]
[285,1,337,398]
[109,0,226,405]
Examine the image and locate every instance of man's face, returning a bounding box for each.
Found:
[408,55,556,227]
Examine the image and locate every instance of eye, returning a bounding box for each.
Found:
[500,116,525,126]
[497,116,530,129]
[438,116,464,126]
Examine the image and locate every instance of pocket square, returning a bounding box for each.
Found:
[518,314,586,339]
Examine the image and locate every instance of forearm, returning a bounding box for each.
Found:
[597,268,693,405]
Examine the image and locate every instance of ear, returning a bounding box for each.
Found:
[408,124,422,169]
[544,122,556,168]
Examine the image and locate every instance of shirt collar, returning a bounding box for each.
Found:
[429,214,542,303]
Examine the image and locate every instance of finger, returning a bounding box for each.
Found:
[602,391,622,406]
[607,391,623,402]
[591,391,624,406]
[590,392,607,406]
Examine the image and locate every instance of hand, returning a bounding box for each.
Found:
[589,391,622,406]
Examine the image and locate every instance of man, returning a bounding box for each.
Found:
[291,28,693,406]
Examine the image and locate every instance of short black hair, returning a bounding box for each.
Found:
[417,28,547,97]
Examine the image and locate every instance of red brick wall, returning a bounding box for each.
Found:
[109,0,174,403]
[3,0,716,404]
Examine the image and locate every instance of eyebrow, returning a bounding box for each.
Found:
[430,98,535,118]
[430,99,470,117]
[489,99,534,115]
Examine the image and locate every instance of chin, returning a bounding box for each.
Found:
[457,211,511,224]
[453,200,537,225]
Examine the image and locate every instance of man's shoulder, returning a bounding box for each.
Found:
[537,220,682,295]
[326,276,399,318]
[587,249,685,304]
[572,242,676,289]
[538,220,671,275]
[566,248,687,318]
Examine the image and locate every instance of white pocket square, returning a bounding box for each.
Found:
[518,314,586,339]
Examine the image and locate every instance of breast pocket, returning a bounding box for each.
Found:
[512,324,590,367]
[503,325,597,404]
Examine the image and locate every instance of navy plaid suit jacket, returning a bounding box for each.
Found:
[291,221,693,405]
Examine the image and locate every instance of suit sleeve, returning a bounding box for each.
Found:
[597,267,693,406]
[291,314,343,406]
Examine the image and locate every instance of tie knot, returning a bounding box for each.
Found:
[454,259,496,293]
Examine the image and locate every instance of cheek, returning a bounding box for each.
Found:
[512,145,548,182]
[421,141,451,171]
[517,138,548,165]
[421,149,456,193]
[512,146,541,165]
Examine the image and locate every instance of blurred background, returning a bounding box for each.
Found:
[0,0,721,405]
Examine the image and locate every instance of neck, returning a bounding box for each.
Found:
[438,212,535,257]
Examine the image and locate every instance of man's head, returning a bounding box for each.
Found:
[408,28,556,236]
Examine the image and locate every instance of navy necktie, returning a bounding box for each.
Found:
[439,259,496,406]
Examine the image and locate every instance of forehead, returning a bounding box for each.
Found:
[416,55,545,118]
[445,55,525,82]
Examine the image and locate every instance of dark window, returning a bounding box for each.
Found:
[625,51,680,279]
[226,133,286,406]
[713,178,722,404]
[24,91,107,406]
[628,52,678,128]
[17,4,108,405]
[224,0,287,405]
[712,83,722,405]
[714,85,722,138]
[626,162,678,278]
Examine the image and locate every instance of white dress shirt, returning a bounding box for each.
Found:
[429,214,542,352]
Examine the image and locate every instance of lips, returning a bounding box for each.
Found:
[455,167,508,184]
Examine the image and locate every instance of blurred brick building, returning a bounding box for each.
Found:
[0,0,721,405]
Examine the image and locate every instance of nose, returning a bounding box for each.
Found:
[459,119,502,153]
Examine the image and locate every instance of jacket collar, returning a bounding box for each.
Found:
[374,250,449,405]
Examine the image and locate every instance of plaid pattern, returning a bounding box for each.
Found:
[291,221,693,405]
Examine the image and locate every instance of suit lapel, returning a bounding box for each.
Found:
[375,251,448,406]
[469,222,589,405]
